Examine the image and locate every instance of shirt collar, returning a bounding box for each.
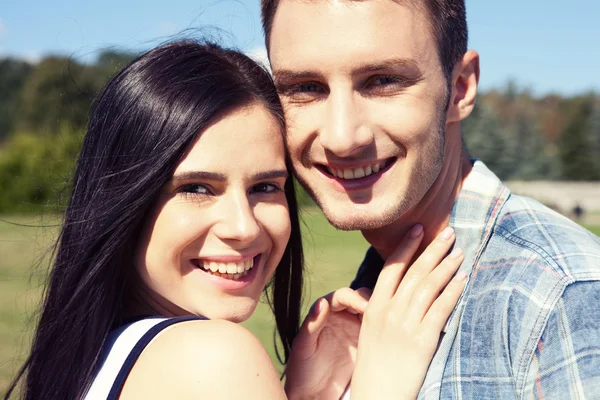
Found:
[442,160,511,331]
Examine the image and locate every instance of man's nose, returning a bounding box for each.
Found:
[319,91,373,157]
[212,194,261,245]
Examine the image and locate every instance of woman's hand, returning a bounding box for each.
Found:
[350,225,467,400]
[285,287,371,400]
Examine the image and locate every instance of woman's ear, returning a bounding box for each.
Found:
[446,50,480,123]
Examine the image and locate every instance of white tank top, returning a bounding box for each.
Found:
[84,316,204,400]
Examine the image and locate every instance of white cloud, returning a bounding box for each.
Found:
[246,46,271,72]
[21,51,41,64]
[0,18,5,40]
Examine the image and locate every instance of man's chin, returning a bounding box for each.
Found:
[321,204,404,231]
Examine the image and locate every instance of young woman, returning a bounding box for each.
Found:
[5,41,466,400]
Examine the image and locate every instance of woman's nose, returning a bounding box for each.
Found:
[212,195,261,244]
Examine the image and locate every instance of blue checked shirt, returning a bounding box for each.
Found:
[351,161,600,399]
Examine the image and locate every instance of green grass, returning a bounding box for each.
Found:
[0,215,60,394]
[1,212,598,395]
[585,225,600,236]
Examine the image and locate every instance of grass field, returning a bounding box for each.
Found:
[0,212,599,395]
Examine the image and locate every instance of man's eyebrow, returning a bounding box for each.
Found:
[274,58,420,83]
[353,58,420,75]
[273,69,326,84]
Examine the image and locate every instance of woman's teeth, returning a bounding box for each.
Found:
[197,259,254,280]
[328,161,387,180]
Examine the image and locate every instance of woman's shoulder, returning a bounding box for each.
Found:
[119,319,286,399]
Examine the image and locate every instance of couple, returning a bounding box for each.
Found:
[8,0,600,399]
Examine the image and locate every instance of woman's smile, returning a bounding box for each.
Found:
[188,254,262,291]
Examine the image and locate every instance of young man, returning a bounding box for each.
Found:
[261,0,600,398]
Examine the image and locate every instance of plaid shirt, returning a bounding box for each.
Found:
[351,161,600,399]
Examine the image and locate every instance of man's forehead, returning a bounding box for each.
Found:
[269,0,435,72]
[274,0,420,16]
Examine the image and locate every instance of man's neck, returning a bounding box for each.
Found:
[362,130,473,260]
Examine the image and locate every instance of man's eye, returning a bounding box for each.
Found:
[297,83,322,93]
[371,75,403,86]
[277,82,327,103]
[251,183,282,194]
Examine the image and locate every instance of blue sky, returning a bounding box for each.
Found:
[1,0,599,95]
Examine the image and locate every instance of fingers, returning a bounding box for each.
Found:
[392,227,456,307]
[422,270,468,332]
[369,224,424,306]
[325,287,372,314]
[403,247,465,324]
[295,298,331,353]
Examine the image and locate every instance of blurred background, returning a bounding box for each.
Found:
[1,0,599,394]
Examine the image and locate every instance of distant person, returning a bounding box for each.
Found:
[5,41,466,400]
[262,0,600,397]
[573,203,585,221]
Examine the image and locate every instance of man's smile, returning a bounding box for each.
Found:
[315,158,397,191]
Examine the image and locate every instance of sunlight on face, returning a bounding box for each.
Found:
[269,0,447,230]
[135,104,291,322]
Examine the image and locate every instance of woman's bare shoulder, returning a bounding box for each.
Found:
[119,319,286,399]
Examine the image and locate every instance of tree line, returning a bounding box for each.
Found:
[0,53,599,213]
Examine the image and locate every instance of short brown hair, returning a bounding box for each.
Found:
[261,0,468,80]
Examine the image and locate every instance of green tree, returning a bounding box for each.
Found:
[510,115,560,180]
[462,103,518,180]
[0,126,82,213]
[586,95,600,178]
[95,49,137,77]
[17,57,105,134]
[558,95,598,180]
[0,58,33,139]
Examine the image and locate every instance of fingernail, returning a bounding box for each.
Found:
[450,247,463,258]
[439,227,454,241]
[317,299,324,313]
[409,224,424,238]
[455,270,468,281]
[312,299,323,315]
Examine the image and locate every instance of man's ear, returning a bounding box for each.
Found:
[446,50,480,123]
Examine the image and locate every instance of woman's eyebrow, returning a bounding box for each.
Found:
[252,170,289,181]
[171,171,226,182]
[170,170,288,182]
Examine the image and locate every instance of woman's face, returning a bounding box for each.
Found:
[134,103,291,322]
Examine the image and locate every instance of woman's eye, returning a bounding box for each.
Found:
[180,184,210,196]
[251,183,282,194]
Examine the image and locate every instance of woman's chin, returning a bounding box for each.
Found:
[196,302,259,323]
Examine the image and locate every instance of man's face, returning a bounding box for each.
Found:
[269,0,448,230]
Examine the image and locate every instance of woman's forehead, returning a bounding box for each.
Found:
[175,104,287,176]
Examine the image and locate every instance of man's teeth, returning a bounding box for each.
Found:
[330,162,386,180]
[198,259,253,280]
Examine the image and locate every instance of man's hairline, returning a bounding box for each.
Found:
[265,0,436,52]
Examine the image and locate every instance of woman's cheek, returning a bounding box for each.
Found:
[258,203,292,253]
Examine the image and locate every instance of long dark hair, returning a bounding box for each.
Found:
[6,40,304,400]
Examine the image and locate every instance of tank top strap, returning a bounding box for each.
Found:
[84,315,205,400]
